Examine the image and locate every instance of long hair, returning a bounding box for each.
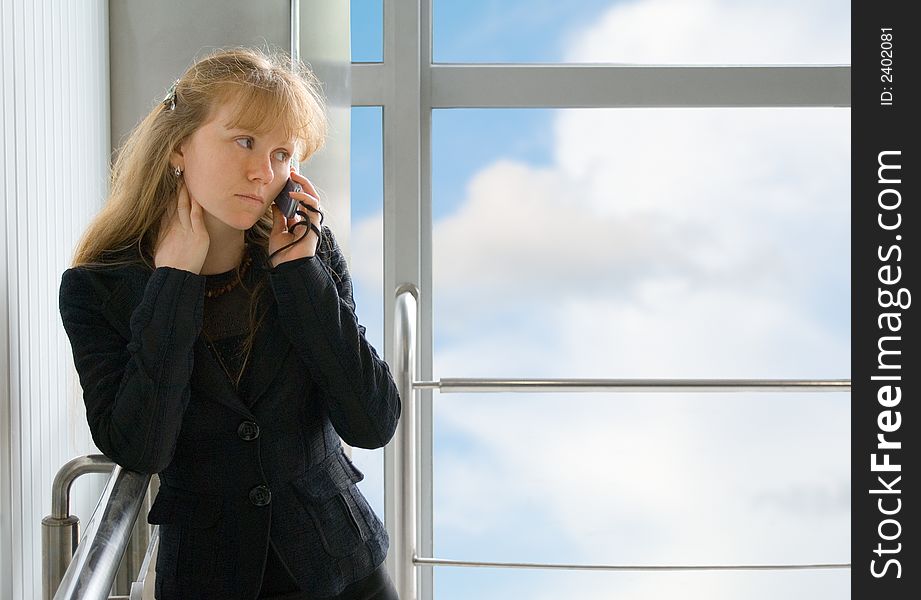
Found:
[70,46,331,389]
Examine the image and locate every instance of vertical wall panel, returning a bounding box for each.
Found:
[1,1,12,594]
[0,1,110,598]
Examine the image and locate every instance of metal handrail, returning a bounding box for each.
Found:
[50,463,151,600]
[414,378,850,392]
[393,287,852,590]
[393,285,418,600]
[413,556,850,571]
[42,455,120,599]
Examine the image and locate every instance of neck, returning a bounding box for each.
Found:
[200,212,247,275]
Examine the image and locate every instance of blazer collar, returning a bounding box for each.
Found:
[100,264,289,417]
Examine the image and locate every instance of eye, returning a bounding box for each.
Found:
[236,137,290,163]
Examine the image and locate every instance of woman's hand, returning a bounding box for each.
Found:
[268,169,322,268]
[154,179,211,274]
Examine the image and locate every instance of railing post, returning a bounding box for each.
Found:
[41,515,80,600]
[393,285,418,600]
[42,455,117,600]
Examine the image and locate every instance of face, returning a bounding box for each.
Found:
[172,99,296,236]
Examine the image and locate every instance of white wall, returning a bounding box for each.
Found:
[0,1,111,599]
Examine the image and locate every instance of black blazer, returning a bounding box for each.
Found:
[58,228,401,599]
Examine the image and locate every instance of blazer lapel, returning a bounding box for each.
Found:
[241,301,294,409]
[190,339,252,416]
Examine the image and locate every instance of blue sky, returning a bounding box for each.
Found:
[347,2,850,599]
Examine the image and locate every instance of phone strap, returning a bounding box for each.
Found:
[266,200,325,265]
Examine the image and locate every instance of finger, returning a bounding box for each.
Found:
[291,192,313,213]
[188,194,205,232]
[289,171,319,197]
[289,208,306,233]
[293,193,323,227]
[291,191,320,213]
[160,197,180,236]
[270,204,287,237]
[299,202,323,223]
[176,182,191,230]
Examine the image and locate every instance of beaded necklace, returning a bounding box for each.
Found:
[204,248,253,299]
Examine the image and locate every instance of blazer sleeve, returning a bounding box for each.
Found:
[59,266,205,474]
[268,227,402,449]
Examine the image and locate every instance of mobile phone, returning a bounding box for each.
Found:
[273,178,302,220]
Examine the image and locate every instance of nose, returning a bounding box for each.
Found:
[248,153,275,185]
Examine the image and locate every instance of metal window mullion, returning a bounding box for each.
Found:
[431,64,850,107]
[381,1,429,600]
[418,3,435,600]
[354,64,850,108]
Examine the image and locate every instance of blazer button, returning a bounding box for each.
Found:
[249,485,272,506]
[237,421,260,441]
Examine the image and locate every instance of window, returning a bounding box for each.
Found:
[351,2,850,598]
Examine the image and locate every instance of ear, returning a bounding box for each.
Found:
[169,142,186,168]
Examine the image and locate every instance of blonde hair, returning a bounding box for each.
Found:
[70,46,331,389]
[71,45,328,269]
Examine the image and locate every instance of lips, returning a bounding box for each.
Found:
[236,194,264,205]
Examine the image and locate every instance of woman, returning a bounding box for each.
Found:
[58,47,401,600]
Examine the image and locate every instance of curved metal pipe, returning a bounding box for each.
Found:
[393,285,418,600]
[50,455,117,519]
[52,465,150,600]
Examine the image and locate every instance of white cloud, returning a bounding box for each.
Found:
[562,0,849,65]
[428,108,850,361]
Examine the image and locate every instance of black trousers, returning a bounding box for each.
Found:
[258,540,399,600]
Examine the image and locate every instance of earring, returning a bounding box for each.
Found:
[174,166,182,177]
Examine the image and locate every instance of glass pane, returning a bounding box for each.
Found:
[432,108,850,379]
[434,393,850,598]
[433,0,849,65]
[351,0,383,62]
[432,107,849,598]
[349,106,385,522]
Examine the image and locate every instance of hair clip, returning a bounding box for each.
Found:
[162,79,179,110]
